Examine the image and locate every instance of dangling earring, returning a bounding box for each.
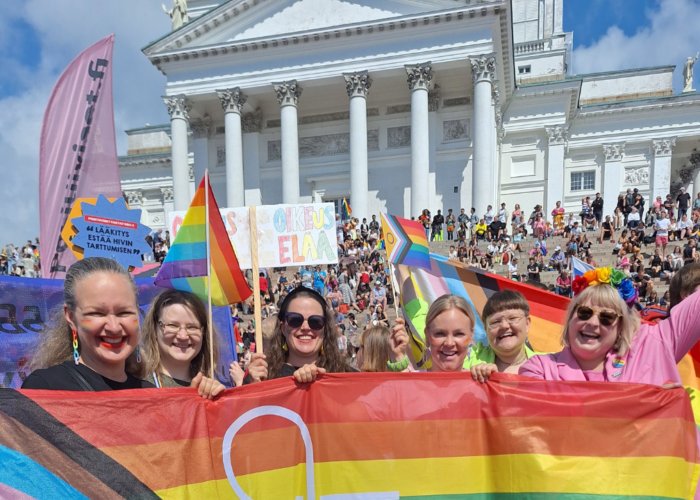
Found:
[136,345,142,363]
[320,343,325,356]
[282,339,288,352]
[71,329,80,366]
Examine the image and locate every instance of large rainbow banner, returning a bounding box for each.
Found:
[1,373,697,499]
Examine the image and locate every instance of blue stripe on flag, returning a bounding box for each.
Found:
[0,444,89,500]
[571,256,595,279]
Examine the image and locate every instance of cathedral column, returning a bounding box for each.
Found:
[602,143,625,215]
[545,125,567,218]
[273,80,303,204]
[189,115,211,187]
[651,138,675,203]
[163,94,192,211]
[217,88,247,207]
[406,62,433,218]
[242,109,263,206]
[690,152,700,201]
[470,55,496,214]
[343,71,372,221]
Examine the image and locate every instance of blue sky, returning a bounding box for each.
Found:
[0,0,699,246]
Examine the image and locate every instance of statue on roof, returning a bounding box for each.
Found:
[683,52,699,93]
[162,0,188,31]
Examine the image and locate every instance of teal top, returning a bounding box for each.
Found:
[465,341,538,369]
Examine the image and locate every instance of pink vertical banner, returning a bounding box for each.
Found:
[39,35,122,278]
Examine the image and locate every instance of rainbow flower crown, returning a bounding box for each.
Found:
[572,268,639,306]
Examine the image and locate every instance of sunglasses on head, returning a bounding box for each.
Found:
[284,312,326,331]
[575,305,622,326]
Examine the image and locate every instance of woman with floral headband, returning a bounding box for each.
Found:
[518,267,700,387]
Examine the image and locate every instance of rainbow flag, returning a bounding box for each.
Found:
[154,174,251,306]
[341,197,352,219]
[394,254,570,368]
[381,212,431,270]
[3,374,697,499]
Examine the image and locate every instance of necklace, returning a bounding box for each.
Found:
[497,354,527,367]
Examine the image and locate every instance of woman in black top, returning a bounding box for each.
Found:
[262,287,355,383]
[647,249,663,277]
[22,257,153,391]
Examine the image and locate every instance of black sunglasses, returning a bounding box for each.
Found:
[284,312,326,331]
[575,305,622,327]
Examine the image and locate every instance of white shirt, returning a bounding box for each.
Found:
[484,210,495,224]
[679,219,692,229]
[628,212,640,222]
[498,209,507,223]
[508,262,518,275]
[654,218,670,237]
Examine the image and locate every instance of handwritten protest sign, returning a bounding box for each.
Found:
[168,203,338,269]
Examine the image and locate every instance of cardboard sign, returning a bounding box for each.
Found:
[168,203,338,269]
[70,195,152,269]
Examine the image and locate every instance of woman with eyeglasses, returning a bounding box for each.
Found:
[264,287,355,384]
[469,290,538,383]
[140,289,228,398]
[518,281,700,387]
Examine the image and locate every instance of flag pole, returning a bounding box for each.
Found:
[205,169,214,379]
[249,206,263,354]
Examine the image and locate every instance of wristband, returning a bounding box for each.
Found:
[386,356,410,372]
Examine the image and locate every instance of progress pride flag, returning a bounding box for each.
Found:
[39,35,122,278]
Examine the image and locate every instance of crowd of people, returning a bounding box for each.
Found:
[0,239,40,277]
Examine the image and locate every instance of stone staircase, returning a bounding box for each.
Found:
[428,234,671,298]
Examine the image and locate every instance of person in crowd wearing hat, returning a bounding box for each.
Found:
[548,246,565,272]
[369,280,387,311]
[256,287,356,384]
[22,258,154,391]
[140,289,227,398]
[468,290,539,382]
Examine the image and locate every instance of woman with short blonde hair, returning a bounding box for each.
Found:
[520,277,700,386]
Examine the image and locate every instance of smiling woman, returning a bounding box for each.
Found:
[22,257,153,391]
[424,295,476,372]
[140,289,226,399]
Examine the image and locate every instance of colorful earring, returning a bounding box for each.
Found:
[71,329,79,366]
[136,345,142,363]
[282,340,288,352]
[320,344,325,356]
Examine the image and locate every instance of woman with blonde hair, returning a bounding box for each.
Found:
[392,295,476,372]
[357,324,410,372]
[140,289,227,398]
[519,273,700,386]
[23,257,151,391]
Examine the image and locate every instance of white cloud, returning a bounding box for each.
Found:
[573,0,700,91]
[0,0,171,245]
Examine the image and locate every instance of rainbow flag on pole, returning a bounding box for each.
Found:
[154,174,251,306]
[2,375,697,499]
[380,212,431,270]
[341,197,352,220]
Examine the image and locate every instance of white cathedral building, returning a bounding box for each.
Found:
[119,0,700,230]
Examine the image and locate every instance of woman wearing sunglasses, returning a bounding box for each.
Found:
[140,289,227,399]
[265,287,354,383]
[519,275,700,387]
[469,290,538,383]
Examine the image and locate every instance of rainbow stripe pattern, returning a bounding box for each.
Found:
[154,175,251,306]
[381,212,431,270]
[395,254,570,368]
[341,197,352,219]
[4,374,698,499]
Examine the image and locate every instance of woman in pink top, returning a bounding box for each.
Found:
[518,280,700,386]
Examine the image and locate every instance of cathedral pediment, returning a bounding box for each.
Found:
[145,0,473,55]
